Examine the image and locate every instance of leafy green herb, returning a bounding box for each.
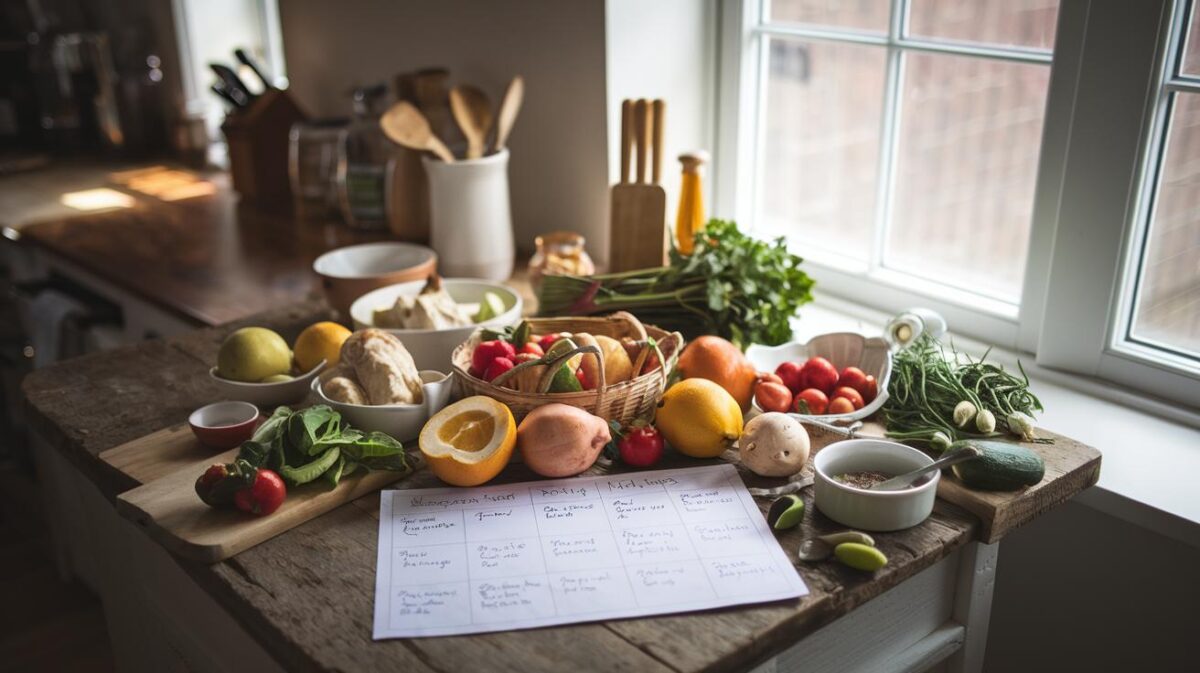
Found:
[537,219,815,347]
[236,405,410,487]
[883,334,1049,446]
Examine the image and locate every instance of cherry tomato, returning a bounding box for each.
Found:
[755,381,793,413]
[800,357,839,394]
[861,375,878,403]
[483,357,515,382]
[793,388,829,415]
[618,425,665,467]
[831,386,865,410]
[538,332,568,353]
[775,361,805,394]
[233,469,286,517]
[518,341,545,357]
[827,397,856,415]
[472,340,516,374]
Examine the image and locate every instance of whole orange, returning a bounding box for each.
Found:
[677,335,757,411]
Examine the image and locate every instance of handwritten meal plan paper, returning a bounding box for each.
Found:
[372,464,808,638]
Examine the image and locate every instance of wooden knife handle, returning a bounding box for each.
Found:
[620,100,632,184]
[651,99,665,185]
[634,99,649,184]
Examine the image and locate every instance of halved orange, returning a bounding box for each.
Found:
[419,396,516,486]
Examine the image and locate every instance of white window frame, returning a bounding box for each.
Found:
[715,0,1057,353]
[716,0,1200,410]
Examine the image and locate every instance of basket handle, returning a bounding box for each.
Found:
[610,310,648,341]
[535,344,608,417]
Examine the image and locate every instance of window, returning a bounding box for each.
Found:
[717,0,1200,410]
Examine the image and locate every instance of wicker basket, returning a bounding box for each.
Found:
[451,313,683,425]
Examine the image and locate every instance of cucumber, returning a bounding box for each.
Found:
[949,440,1045,491]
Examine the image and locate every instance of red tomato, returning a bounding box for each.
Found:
[518,341,545,357]
[757,371,784,386]
[472,340,516,374]
[793,388,829,415]
[755,381,793,413]
[483,357,515,382]
[538,332,568,353]
[800,357,839,394]
[618,425,665,467]
[837,366,868,391]
[575,367,589,388]
[233,469,286,516]
[828,397,856,415]
[831,386,865,410]
[775,361,805,394]
[861,375,878,403]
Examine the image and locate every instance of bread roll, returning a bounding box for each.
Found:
[341,329,424,405]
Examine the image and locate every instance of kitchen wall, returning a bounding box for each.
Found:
[984,500,1198,672]
[278,0,610,262]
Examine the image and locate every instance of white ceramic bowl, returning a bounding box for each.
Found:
[746,332,892,422]
[813,439,938,532]
[313,242,438,317]
[348,278,523,370]
[310,371,454,442]
[208,361,325,408]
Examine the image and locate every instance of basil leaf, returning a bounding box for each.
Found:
[279,446,340,486]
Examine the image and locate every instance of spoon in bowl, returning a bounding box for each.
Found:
[868,445,982,491]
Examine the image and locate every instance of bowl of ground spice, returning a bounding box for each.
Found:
[813,439,938,531]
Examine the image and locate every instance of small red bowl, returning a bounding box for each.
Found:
[189,401,260,449]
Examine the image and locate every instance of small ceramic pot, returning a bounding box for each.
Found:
[209,361,325,408]
[813,439,938,532]
[422,149,513,281]
[189,401,260,449]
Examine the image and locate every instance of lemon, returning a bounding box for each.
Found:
[419,396,516,486]
[217,327,293,382]
[293,321,351,373]
[655,378,744,458]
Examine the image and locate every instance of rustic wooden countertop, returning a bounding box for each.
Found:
[21,297,1102,673]
[9,166,386,327]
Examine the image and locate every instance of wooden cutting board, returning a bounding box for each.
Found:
[805,421,1101,543]
[609,98,669,272]
[102,425,410,563]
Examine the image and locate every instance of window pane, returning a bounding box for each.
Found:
[1182,3,1200,76]
[907,0,1059,50]
[885,53,1050,302]
[759,39,886,259]
[1129,93,1200,358]
[767,0,890,33]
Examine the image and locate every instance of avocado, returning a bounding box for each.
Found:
[949,439,1045,491]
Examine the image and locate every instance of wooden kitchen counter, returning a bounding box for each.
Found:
[10,167,386,327]
[22,299,1102,673]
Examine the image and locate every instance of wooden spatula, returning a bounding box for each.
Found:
[380,101,455,163]
[449,85,493,159]
[609,98,668,272]
[492,76,524,152]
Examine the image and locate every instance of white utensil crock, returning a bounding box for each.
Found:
[422,149,514,281]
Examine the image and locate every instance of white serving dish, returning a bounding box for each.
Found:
[208,361,325,408]
[310,371,454,442]
[348,278,523,371]
[813,439,938,532]
[746,332,892,422]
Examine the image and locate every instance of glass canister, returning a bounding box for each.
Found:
[528,231,596,290]
[336,84,391,229]
[289,118,347,219]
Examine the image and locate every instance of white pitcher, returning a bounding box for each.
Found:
[422,149,514,280]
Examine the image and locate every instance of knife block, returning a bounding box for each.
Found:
[222,90,306,207]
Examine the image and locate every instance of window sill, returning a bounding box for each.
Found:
[794,295,1200,549]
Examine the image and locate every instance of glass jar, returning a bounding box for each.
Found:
[289,118,347,219]
[528,231,595,290]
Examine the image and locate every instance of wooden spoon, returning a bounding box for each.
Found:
[449,85,493,159]
[492,76,524,153]
[379,101,455,163]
